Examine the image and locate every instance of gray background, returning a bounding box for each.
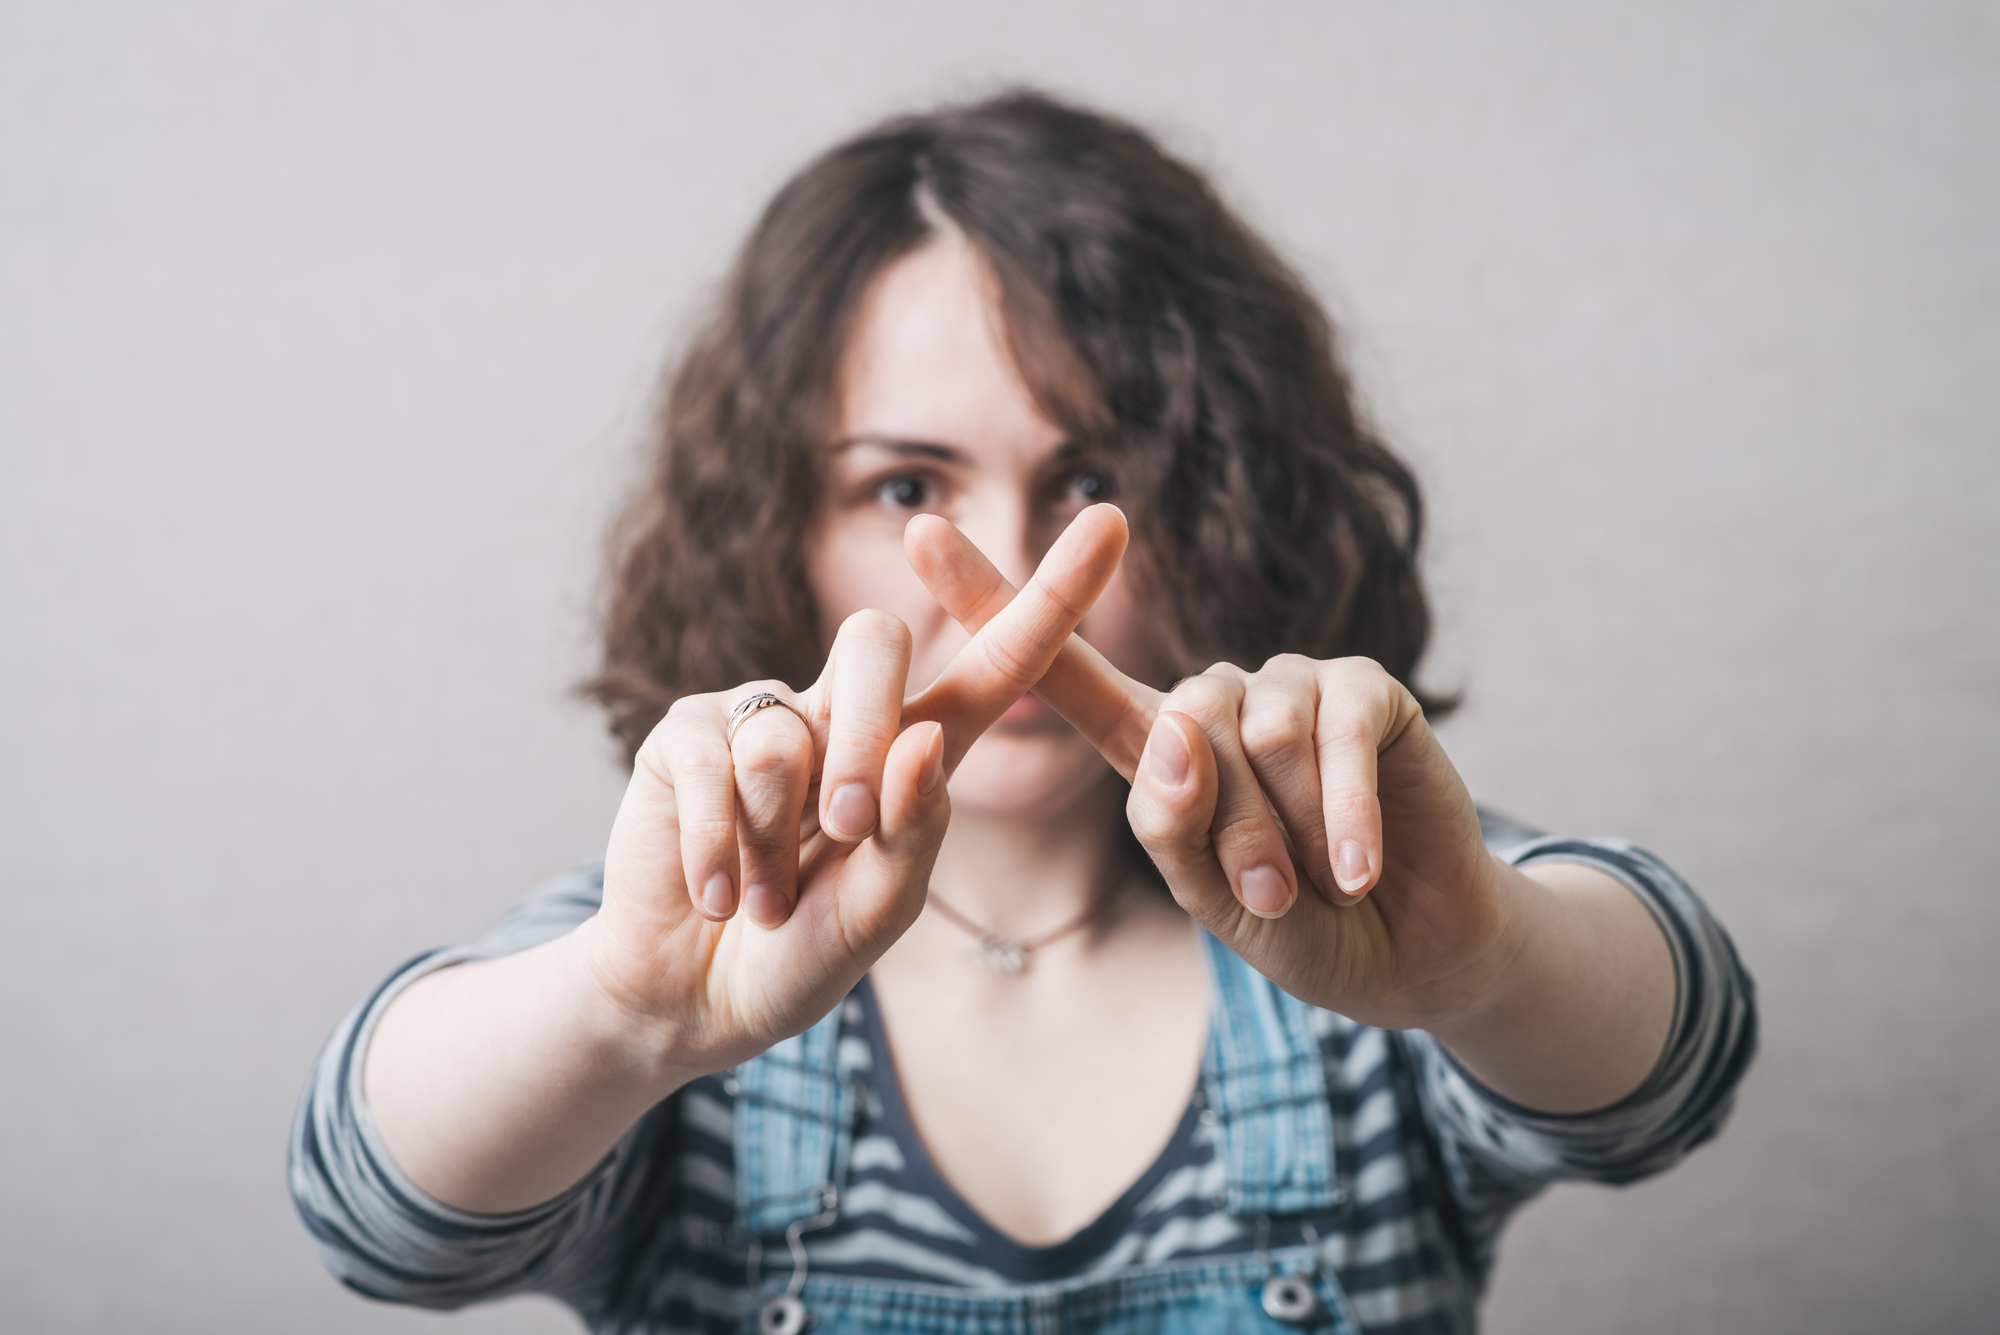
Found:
[2,2,1994,1331]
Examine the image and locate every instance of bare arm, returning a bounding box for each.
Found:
[1420,858,1675,1113]
[363,922,696,1213]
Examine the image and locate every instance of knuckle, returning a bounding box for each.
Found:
[1210,810,1273,861]
[642,713,723,786]
[1315,715,1375,757]
[1167,673,1241,725]
[830,717,899,762]
[667,756,735,806]
[678,812,738,846]
[976,626,1043,690]
[655,698,712,749]
[634,730,673,784]
[732,784,798,836]
[1239,705,1311,762]
[1026,570,1089,623]
[736,821,792,863]
[731,724,807,776]
[732,793,798,842]
[841,607,911,649]
[1324,656,1387,689]
[1321,788,1375,824]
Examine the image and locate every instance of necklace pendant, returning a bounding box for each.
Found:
[972,938,1027,973]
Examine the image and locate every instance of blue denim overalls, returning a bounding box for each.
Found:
[730,930,1364,1334]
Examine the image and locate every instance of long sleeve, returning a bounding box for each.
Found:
[287,867,689,1320]
[288,832,1757,1332]
[1398,814,1758,1282]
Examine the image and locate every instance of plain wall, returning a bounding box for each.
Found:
[3,2,1994,1331]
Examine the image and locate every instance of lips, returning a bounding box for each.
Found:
[998,692,1050,723]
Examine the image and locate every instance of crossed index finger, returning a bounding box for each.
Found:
[900,503,1138,775]
[902,505,1161,780]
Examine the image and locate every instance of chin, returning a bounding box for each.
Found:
[947,729,1119,821]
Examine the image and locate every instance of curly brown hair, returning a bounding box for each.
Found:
[585,90,1452,766]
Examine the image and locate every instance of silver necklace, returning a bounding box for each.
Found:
[923,883,1127,973]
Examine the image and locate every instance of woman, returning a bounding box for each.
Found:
[292,91,1754,1334]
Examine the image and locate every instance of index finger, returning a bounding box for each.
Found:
[903,505,1161,780]
[900,504,1129,771]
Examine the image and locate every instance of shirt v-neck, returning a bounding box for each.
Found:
[849,973,1203,1283]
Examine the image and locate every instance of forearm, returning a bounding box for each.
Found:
[363,916,705,1214]
[1422,858,1676,1114]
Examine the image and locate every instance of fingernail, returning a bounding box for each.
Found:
[826,783,877,841]
[1146,718,1190,786]
[1336,840,1370,893]
[701,871,735,918]
[1240,865,1291,916]
[918,725,945,795]
[744,883,790,928]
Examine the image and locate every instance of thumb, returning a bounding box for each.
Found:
[831,720,949,956]
[1126,711,1242,934]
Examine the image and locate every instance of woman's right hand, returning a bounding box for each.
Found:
[579,503,1132,1080]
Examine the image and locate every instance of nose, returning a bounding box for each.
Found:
[954,494,1043,594]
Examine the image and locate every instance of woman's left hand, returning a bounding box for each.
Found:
[905,511,1516,1032]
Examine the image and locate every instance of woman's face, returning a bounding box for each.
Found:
[809,236,1165,821]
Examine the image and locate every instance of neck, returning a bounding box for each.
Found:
[925,775,1130,936]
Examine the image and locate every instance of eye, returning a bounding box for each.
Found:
[874,474,933,510]
[1066,471,1113,504]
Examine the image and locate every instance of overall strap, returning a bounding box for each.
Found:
[731,1002,855,1237]
[1199,929,1342,1216]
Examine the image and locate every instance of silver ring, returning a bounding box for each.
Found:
[726,691,812,746]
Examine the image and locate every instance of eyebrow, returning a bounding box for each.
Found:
[828,436,1083,464]
[828,435,967,464]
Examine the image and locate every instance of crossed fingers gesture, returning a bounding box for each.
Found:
[595,502,1504,1065]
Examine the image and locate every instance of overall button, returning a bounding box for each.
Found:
[758,1294,811,1335]
[1260,1274,1324,1326]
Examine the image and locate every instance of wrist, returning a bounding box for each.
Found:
[1407,855,1547,1038]
[1413,857,1679,1112]
[560,918,717,1095]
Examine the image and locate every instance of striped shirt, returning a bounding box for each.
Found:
[290,812,1755,1333]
